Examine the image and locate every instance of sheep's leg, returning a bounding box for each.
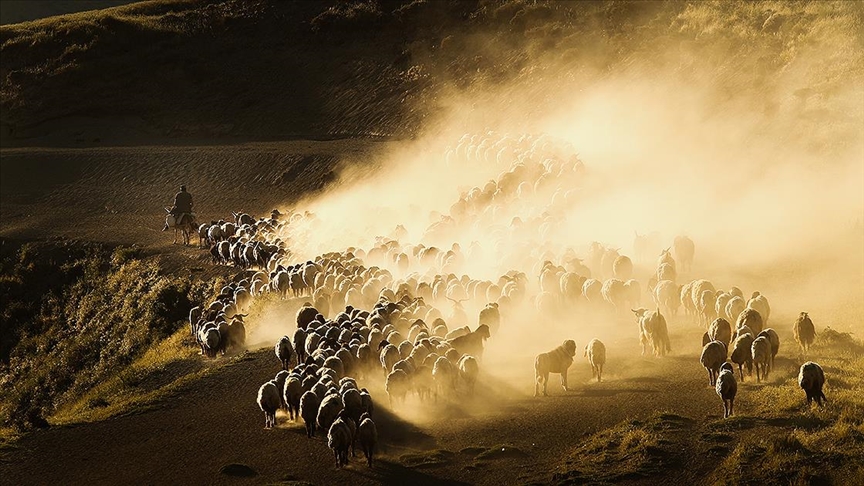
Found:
[599,364,603,382]
[561,370,568,392]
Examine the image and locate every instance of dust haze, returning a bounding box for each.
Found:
[250,3,863,420]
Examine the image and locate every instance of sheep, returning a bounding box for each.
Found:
[725,296,746,328]
[623,279,641,307]
[283,375,303,421]
[657,247,676,270]
[736,308,764,337]
[386,369,411,406]
[601,278,627,313]
[612,255,633,280]
[715,292,733,322]
[202,328,221,358]
[798,362,827,407]
[756,328,780,369]
[632,308,671,357]
[582,278,603,304]
[296,305,319,330]
[432,356,457,400]
[458,355,479,395]
[729,332,754,382]
[751,335,772,382]
[715,362,737,418]
[189,306,202,336]
[447,324,490,360]
[358,413,378,468]
[225,318,247,352]
[328,418,353,468]
[747,291,771,325]
[673,236,695,273]
[653,280,680,316]
[275,336,294,370]
[700,341,727,386]
[479,302,501,334]
[697,289,717,327]
[584,339,606,382]
[534,339,577,397]
[680,281,696,317]
[657,262,677,284]
[341,387,364,425]
[257,380,281,429]
[708,318,732,348]
[793,312,816,352]
[360,388,374,416]
[317,392,344,432]
[379,343,401,373]
[294,327,308,363]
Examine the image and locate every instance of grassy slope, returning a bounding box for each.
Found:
[1,1,861,145]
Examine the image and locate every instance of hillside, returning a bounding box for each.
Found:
[1,0,861,146]
[0,1,140,25]
[1,2,862,485]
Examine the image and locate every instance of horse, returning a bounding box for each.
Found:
[163,208,198,245]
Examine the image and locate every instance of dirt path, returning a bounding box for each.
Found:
[1,322,768,486]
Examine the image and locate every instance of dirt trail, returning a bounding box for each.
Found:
[1,320,774,486]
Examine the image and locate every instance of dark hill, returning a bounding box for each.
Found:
[2,0,860,146]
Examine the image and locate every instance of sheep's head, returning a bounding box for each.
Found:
[562,339,577,357]
[632,308,648,319]
[720,362,734,373]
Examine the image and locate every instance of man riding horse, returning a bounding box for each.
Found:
[163,185,197,244]
[171,185,194,225]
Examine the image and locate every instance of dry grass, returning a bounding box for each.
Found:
[553,413,692,483]
[709,335,864,485]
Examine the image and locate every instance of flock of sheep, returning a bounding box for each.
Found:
[181,132,829,469]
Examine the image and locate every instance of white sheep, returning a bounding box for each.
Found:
[700,341,727,386]
[584,339,606,382]
[751,335,772,382]
[747,291,771,325]
[756,328,780,369]
[729,332,754,382]
[736,307,764,337]
[432,356,457,401]
[715,362,737,418]
[708,318,732,348]
[379,343,401,373]
[798,361,827,407]
[257,380,281,429]
[653,280,680,316]
[458,355,479,395]
[793,312,816,352]
[632,308,671,357]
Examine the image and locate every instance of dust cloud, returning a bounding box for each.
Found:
[248,3,863,416]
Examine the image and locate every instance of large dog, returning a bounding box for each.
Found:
[534,339,577,397]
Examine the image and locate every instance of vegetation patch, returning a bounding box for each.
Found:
[552,413,692,484]
[709,341,864,485]
[0,239,218,432]
[400,449,455,468]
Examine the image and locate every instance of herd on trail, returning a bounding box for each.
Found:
[179,133,826,468]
